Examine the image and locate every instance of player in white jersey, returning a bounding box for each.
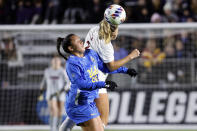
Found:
[60,21,140,131]
[40,56,70,131]
[84,20,140,126]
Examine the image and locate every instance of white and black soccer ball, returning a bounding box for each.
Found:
[104,4,126,25]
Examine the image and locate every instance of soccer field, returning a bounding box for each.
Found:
[6,129,197,131]
[0,129,197,131]
[1,126,197,131]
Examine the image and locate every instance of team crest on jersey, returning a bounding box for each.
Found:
[90,56,95,63]
[71,73,75,78]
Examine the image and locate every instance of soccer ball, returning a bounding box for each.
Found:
[104,4,126,25]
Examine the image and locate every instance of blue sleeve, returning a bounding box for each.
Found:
[67,63,105,91]
[75,79,105,91]
[110,66,128,74]
[98,61,128,74]
[91,50,128,74]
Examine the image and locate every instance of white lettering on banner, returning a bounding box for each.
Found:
[149,92,168,123]
[108,92,120,123]
[166,92,186,123]
[185,92,197,123]
[134,92,147,123]
[108,90,197,124]
[118,92,132,123]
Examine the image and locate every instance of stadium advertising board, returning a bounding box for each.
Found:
[108,88,197,124]
[0,87,197,125]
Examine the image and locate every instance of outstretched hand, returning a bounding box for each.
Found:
[105,81,118,91]
[127,68,138,77]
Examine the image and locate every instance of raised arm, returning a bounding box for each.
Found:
[106,49,140,71]
[95,50,138,77]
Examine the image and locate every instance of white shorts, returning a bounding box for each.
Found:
[98,70,108,94]
[98,88,107,94]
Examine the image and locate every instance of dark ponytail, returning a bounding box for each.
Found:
[56,34,75,60]
[57,37,67,60]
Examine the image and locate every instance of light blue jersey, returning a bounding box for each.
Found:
[65,49,127,124]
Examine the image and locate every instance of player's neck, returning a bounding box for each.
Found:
[72,52,84,58]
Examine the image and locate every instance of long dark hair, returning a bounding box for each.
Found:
[56,34,75,60]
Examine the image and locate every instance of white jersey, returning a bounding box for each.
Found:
[84,26,114,81]
[42,67,70,100]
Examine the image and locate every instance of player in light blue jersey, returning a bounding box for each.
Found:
[56,34,135,131]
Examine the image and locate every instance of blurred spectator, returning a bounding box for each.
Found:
[179,1,191,22]
[141,39,165,71]
[113,41,128,60]
[62,0,86,24]
[86,0,105,23]
[31,0,43,24]
[136,0,150,22]
[151,13,162,23]
[0,0,5,24]
[130,39,143,52]
[43,0,59,24]
[175,39,186,58]
[0,40,2,59]
[164,45,175,58]
[0,40,4,87]
[148,0,165,16]
[163,2,179,22]
[162,33,176,47]
[186,17,194,22]
[106,0,126,7]
[139,39,165,84]
[163,44,187,84]
[16,0,34,24]
[190,0,197,21]
[1,37,23,65]
[180,32,196,57]
[172,0,183,16]
[0,36,23,86]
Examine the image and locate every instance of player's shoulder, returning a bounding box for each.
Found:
[86,49,97,56]
[67,55,82,68]
[67,55,78,64]
[88,26,99,33]
[45,67,51,72]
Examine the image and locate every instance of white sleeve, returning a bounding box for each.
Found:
[98,42,114,63]
[84,28,93,49]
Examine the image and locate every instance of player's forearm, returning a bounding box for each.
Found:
[106,49,140,71]
[99,63,128,74]
[106,55,132,71]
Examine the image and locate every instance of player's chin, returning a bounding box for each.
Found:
[81,47,86,52]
